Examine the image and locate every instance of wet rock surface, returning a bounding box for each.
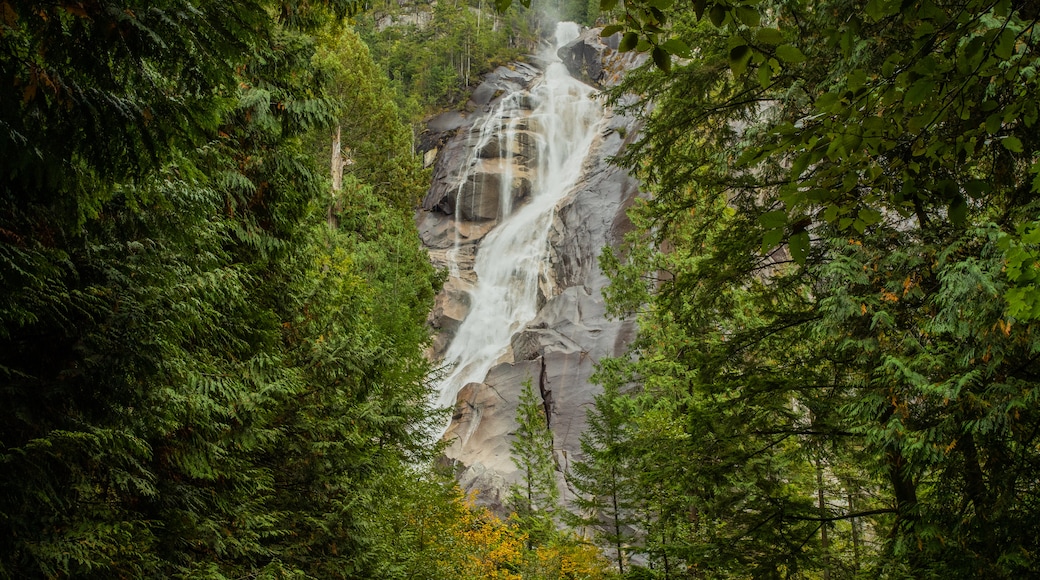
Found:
[418,34,642,513]
[558,27,649,88]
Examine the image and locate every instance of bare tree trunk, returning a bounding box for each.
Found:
[849,490,860,572]
[328,124,343,229]
[817,464,830,580]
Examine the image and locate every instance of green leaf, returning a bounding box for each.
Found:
[693,0,707,19]
[791,151,812,176]
[995,28,1015,59]
[758,63,772,88]
[735,6,761,27]
[619,32,638,52]
[660,38,692,58]
[986,112,1003,135]
[858,208,882,226]
[730,44,752,76]
[1024,224,1040,244]
[775,44,806,64]
[964,179,991,198]
[847,69,867,92]
[1002,135,1024,153]
[864,0,899,20]
[648,0,674,9]
[913,21,936,38]
[708,4,727,27]
[762,228,784,253]
[649,7,668,26]
[948,196,968,225]
[904,79,935,107]
[600,0,618,11]
[756,28,783,45]
[652,47,672,73]
[759,210,788,229]
[816,92,840,111]
[789,231,810,263]
[913,55,937,75]
[600,25,624,37]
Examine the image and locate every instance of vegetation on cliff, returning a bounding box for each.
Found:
[354,0,603,116]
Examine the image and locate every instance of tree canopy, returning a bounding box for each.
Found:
[0,1,450,576]
[579,0,1040,577]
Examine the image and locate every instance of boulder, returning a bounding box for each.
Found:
[466,64,541,111]
[510,327,582,361]
[477,130,537,163]
[558,33,605,87]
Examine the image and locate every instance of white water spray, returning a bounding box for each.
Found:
[435,23,604,433]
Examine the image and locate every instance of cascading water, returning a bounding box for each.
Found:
[434,22,605,433]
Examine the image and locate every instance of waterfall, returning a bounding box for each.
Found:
[434,22,604,432]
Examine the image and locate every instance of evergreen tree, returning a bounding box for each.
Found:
[0,2,446,576]
[566,380,639,575]
[510,378,560,549]
[355,0,536,114]
[585,0,1040,577]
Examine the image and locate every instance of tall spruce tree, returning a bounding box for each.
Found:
[566,380,639,575]
[510,378,560,549]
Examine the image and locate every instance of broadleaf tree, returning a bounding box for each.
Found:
[550,0,1040,577]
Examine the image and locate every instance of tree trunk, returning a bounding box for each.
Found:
[328,124,344,229]
[848,490,860,572]
[611,467,624,575]
[817,463,830,580]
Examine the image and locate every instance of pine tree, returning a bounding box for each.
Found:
[509,378,560,549]
[566,381,639,575]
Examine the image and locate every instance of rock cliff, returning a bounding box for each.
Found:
[417,27,644,513]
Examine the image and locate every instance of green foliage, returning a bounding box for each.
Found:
[0,0,261,219]
[510,378,561,549]
[0,2,448,577]
[588,0,1040,577]
[566,381,641,575]
[355,0,535,114]
[311,26,430,207]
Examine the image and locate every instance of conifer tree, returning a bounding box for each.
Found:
[566,381,639,575]
[0,3,445,576]
[509,378,560,549]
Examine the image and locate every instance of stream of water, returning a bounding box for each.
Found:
[434,23,605,431]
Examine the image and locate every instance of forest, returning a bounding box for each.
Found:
[1,0,1039,578]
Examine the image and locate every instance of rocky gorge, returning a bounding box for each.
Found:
[417,24,646,511]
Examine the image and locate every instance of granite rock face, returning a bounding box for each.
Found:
[557,27,649,88]
[418,33,642,514]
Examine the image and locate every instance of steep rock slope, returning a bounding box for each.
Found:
[417,27,644,511]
